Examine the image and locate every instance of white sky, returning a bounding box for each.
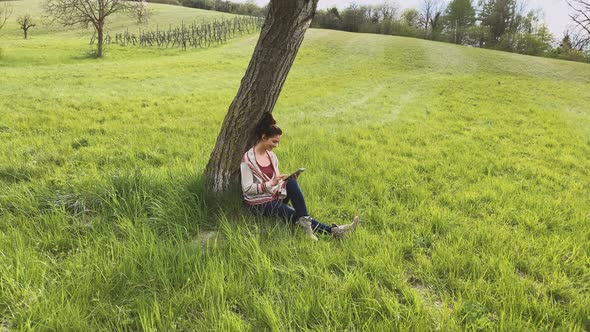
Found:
[239,0,574,38]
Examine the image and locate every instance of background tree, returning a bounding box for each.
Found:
[567,0,590,48]
[43,0,149,57]
[445,0,476,44]
[478,0,520,48]
[311,7,341,30]
[17,14,36,39]
[402,8,420,28]
[341,3,368,32]
[376,1,398,21]
[553,31,589,61]
[569,30,590,50]
[0,2,13,33]
[136,0,151,24]
[205,0,319,192]
[429,10,444,40]
[480,0,532,50]
[428,1,446,40]
[374,1,398,35]
[513,10,553,56]
[420,0,443,38]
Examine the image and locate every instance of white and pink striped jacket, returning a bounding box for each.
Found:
[240,147,287,206]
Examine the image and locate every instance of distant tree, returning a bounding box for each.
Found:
[479,0,525,51]
[0,3,13,33]
[205,0,319,192]
[376,1,398,21]
[426,0,446,40]
[312,1,400,35]
[240,0,261,16]
[553,31,589,61]
[420,0,436,37]
[311,6,341,30]
[429,10,445,40]
[570,30,590,50]
[136,1,151,24]
[17,14,36,39]
[566,0,590,48]
[465,24,489,47]
[181,0,214,9]
[445,0,476,44]
[479,0,505,45]
[513,11,553,56]
[341,4,368,32]
[375,1,398,34]
[43,0,149,57]
[402,8,421,29]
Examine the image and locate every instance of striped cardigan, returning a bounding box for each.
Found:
[240,147,287,206]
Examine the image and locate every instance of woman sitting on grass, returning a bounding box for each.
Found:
[240,113,359,241]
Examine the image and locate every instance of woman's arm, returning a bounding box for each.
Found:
[241,162,272,195]
[241,162,258,195]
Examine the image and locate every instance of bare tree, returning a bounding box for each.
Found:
[429,9,444,39]
[421,0,445,39]
[421,0,436,34]
[0,3,13,33]
[374,0,398,21]
[43,0,150,57]
[136,0,150,24]
[17,14,36,39]
[572,31,590,49]
[205,0,319,192]
[567,0,590,48]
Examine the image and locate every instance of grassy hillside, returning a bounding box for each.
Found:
[1,0,590,330]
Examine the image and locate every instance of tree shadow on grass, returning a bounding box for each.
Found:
[70,49,103,60]
[22,169,251,247]
[185,174,246,228]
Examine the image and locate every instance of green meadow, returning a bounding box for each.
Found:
[1,0,590,330]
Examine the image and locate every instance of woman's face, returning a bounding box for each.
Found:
[261,134,282,151]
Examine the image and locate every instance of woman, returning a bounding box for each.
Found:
[240,113,359,241]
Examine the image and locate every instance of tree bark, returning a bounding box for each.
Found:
[205,0,319,193]
[97,23,104,57]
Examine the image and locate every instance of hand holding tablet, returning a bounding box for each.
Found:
[287,168,306,180]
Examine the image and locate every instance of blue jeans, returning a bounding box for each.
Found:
[250,179,334,234]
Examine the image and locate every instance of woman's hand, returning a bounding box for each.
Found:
[271,174,289,186]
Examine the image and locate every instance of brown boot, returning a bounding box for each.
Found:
[331,216,360,239]
[296,216,318,241]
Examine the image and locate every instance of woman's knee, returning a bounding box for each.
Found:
[286,178,300,190]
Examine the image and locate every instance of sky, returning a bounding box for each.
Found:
[238,0,574,38]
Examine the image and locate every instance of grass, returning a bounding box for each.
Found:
[1,0,590,330]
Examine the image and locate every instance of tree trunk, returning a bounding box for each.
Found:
[24,29,27,39]
[205,0,319,193]
[97,25,104,57]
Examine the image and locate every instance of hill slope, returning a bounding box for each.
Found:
[1,1,590,330]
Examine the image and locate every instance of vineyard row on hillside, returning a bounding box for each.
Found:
[91,16,263,49]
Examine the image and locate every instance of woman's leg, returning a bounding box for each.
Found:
[284,178,308,219]
[310,218,335,235]
[250,200,297,223]
[285,179,335,235]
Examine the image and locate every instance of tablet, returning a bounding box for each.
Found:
[287,168,306,179]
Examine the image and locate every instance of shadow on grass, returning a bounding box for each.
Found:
[2,168,252,245]
[184,174,246,228]
[70,49,104,60]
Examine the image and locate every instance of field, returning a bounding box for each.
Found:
[1,0,590,330]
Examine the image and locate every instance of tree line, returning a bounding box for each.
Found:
[149,0,265,17]
[311,0,590,63]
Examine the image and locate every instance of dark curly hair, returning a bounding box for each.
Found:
[255,112,282,141]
